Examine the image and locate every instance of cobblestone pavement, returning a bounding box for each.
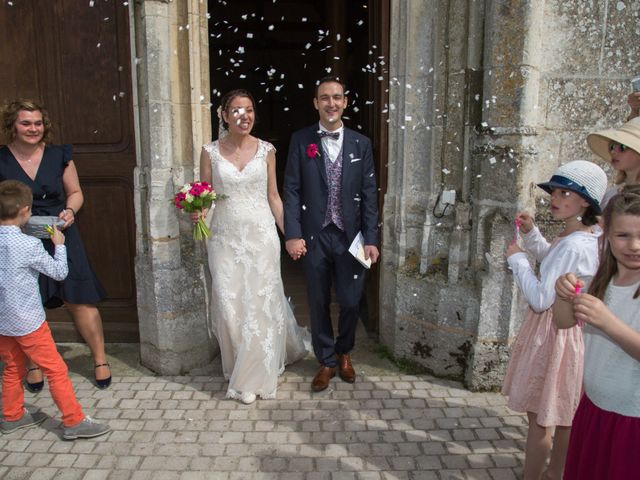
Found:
[0,343,526,480]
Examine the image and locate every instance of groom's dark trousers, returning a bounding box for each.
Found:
[303,224,366,367]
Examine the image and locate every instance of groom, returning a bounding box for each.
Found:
[283,76,380,392]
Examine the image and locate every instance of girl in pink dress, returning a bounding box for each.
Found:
[503,161,607,480]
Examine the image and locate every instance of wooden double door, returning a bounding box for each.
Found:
[0,1,138,341]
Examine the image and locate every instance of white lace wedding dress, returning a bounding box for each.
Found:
[203,139,309,400]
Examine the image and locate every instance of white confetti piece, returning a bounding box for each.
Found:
[442,168,450,175]
[246,33,253,38]
[489,157,496,164]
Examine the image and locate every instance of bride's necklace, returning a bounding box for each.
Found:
[223,137,253,163]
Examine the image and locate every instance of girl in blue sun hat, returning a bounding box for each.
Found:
[502,160,607,480]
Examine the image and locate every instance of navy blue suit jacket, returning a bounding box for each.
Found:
[283,123,379,246]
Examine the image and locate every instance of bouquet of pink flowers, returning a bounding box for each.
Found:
[173,181,224,240]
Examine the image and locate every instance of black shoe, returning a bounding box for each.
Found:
[24,367,44,394]
[95,363,112,389]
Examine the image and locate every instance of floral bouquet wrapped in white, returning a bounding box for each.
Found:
[173,181,225,240]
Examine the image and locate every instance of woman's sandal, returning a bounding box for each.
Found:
[95,363,112,389]
[24,367,44,393]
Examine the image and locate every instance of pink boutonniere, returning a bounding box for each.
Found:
[306,143,319,158]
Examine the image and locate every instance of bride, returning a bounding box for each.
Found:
[197,89,309,404]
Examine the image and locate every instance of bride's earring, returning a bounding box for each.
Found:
[576,215,583,222]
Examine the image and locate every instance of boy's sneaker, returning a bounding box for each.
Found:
[0,409,46,434]
[62,416,110,440]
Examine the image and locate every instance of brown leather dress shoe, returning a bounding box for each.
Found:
[311,366,336,392]
[337,354,356,383]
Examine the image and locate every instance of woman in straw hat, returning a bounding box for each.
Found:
[587,117,640,208]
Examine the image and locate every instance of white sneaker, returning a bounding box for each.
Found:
[240,392,256,404]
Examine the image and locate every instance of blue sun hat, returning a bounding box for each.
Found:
[537,160,608,214]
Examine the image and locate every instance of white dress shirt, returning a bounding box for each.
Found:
[318,123,344,163]
[0,225,68,336]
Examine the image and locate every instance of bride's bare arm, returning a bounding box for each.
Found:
[266,150,284,233]
[190,147,213,223]
[200,147,212,184]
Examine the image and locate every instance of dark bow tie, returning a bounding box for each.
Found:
[319,130,340,140]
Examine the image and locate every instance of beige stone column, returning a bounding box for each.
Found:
[132,0,215,374]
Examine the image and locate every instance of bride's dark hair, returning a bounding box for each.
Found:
[219,89,256,130]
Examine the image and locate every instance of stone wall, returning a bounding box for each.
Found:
[132,0,215,374]
[129,0,639,384]
[381,0,640,389]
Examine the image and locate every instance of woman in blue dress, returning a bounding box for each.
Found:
[0,100,111,389]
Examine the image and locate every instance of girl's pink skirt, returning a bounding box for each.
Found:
[502,307,583,426]
[564,394,640,479]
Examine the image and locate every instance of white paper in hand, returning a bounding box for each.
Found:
[349,231,372,269]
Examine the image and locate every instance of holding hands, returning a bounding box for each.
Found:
[286,238,307,260]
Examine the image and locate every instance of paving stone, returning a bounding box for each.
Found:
[0,363,528,479]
